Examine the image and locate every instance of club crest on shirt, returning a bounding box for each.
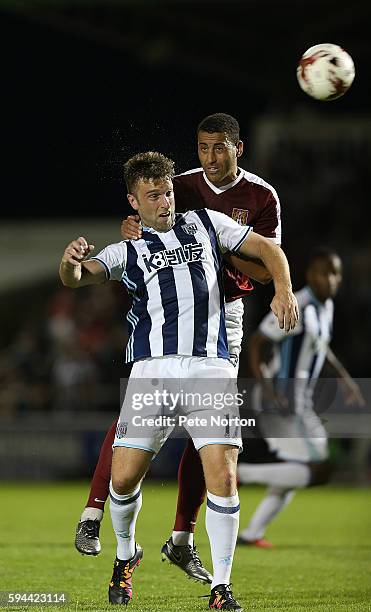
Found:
[115,422,128,438]
[232,208,249,225]
[182,223,198,235]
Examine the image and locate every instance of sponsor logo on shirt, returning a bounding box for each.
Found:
[142,243,206,272]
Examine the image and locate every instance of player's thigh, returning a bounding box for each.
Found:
[186,356,236,379]
[183,356,242,456]
[199,443,239,494]
[183,357,238,417]
[115,357,178,455]
[266,436,328,462]
[111,446,153,493]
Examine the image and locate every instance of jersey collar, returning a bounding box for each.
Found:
[141,216,180,234]
[202,167,245,194]
[140,224,157,234]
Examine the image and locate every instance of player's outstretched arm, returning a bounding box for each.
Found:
[224,252,272,284]
[237,231,299,331]
[59,236,106,288]
[121,215,142,240]
[122,214,272,284]
[326,347,365,407]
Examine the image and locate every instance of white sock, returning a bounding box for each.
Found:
[80,507,103,522]
[240,486,295,541]
[172,531,194,546]
[109,481,142,560]
[206,491,239,589]
[238,462,310,488]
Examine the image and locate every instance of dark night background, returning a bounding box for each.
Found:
[2,1,370,220]
[0,1,370,478]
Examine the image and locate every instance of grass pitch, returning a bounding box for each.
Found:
[0,482,370,611]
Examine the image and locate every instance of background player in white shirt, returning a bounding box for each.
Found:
[60,151,298,609]
[236,248,364,548]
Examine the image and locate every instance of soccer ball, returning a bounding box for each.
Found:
[297,43,355,101]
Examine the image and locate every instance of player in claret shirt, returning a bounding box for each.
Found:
[74,114,281,583]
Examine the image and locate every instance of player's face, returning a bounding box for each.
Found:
[197,131,243,187]
[307,255,343,302]
[127,178,175,232]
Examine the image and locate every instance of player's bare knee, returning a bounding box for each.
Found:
[207,467,237,497]
[308,460,331,486]
[221,466,237,494]
[111,473,140,495]
[200,444,238,495]
[111,447,151,494]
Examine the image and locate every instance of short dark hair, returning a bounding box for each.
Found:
[307,246,340,269]
[197,113,240,143]
[123,151,175,194]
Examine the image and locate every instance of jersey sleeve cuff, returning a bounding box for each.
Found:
[90,257,110,280]
[230,226,252,253]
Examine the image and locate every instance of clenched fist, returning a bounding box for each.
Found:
[60,236,95,287]
[62,236,95,267]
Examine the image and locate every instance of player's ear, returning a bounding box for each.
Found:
[236,140,244,158]
[127,193,139,211]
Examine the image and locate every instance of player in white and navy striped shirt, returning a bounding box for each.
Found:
[73,114,281,581]
[93,207,250,364]
[60,151,298,610]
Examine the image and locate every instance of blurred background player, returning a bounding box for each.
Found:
[74,112,282,580]
[236,247,364,547]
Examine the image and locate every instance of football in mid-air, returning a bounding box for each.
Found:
[297,43,355,101]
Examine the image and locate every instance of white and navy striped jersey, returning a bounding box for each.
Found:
[259,286,333,411]
[92,209,251,363]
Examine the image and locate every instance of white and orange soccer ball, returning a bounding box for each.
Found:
[297,43,355,101]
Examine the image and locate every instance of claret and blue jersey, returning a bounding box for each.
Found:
[92,208,251,363]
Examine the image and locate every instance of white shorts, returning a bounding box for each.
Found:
[251,384,329,463]
[225,298,244,372]
[114,355,242,454]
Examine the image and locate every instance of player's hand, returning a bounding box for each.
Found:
[61,237,95,268]
[121,215,142,240]
[270,290,299,332]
